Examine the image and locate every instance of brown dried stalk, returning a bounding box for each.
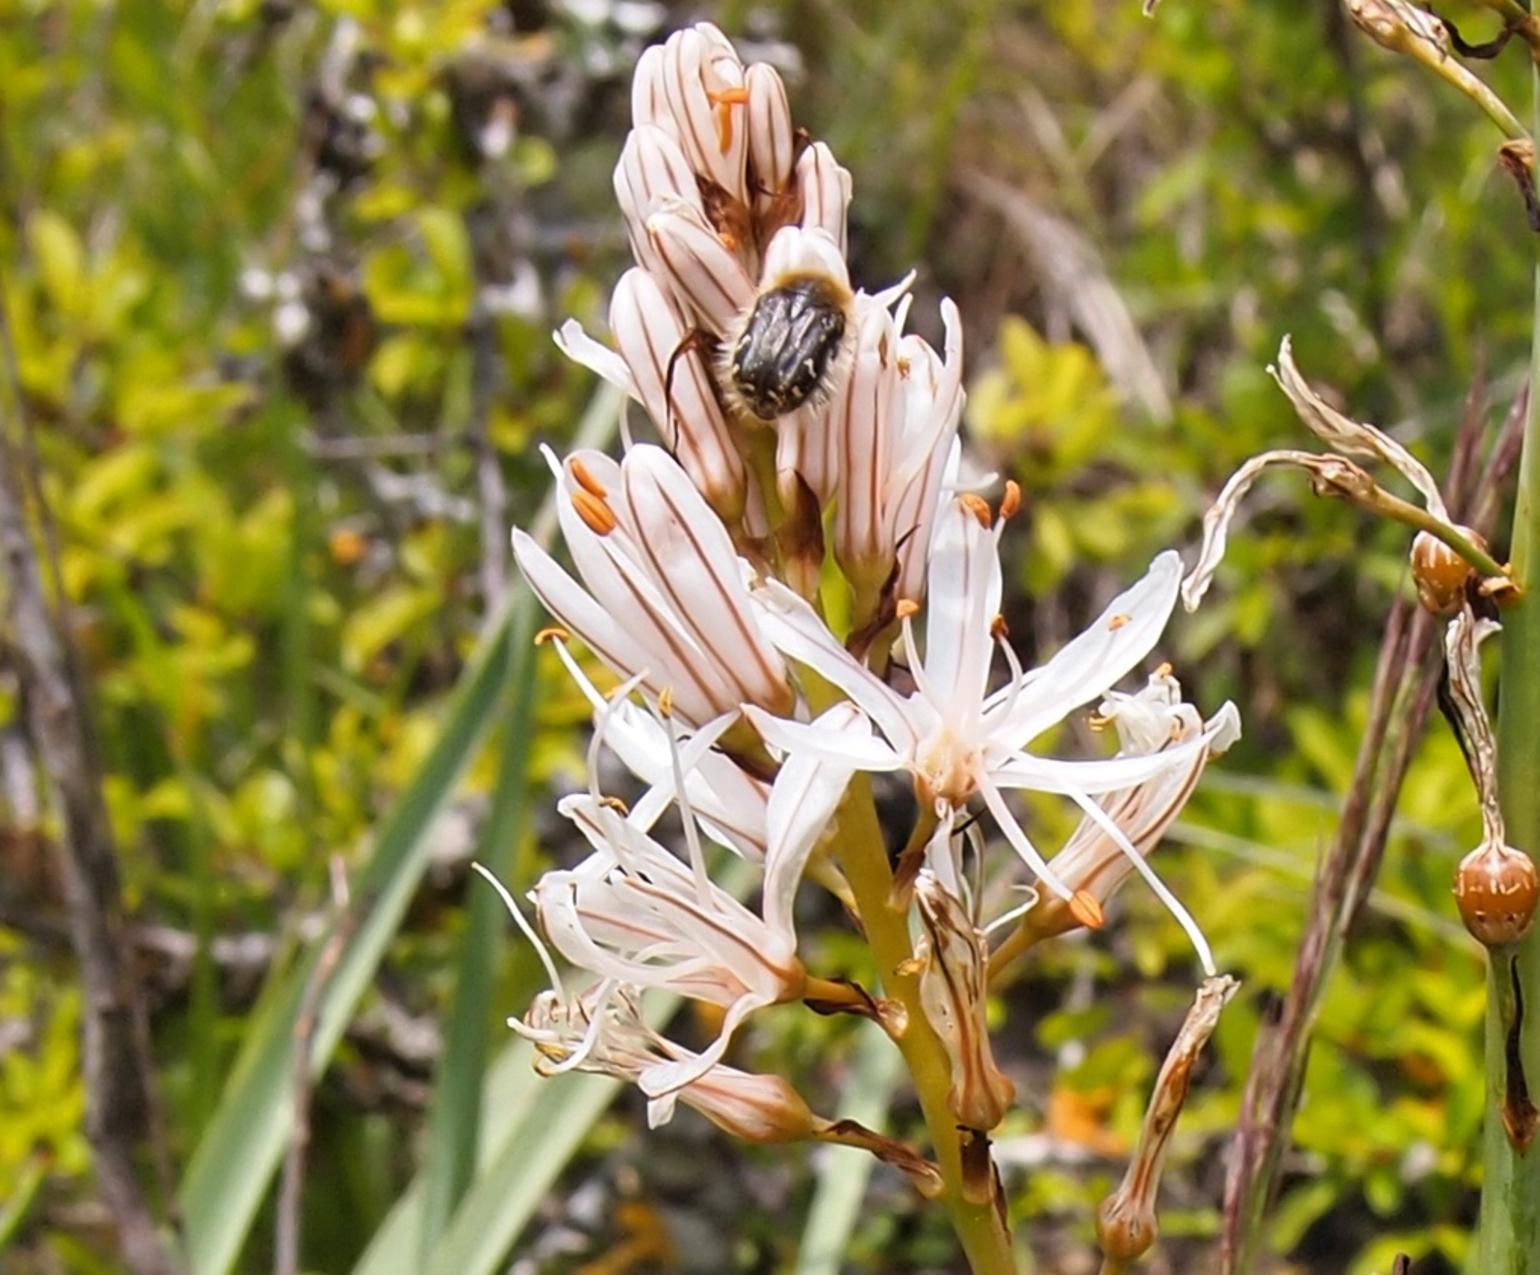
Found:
[0,327,181,1269]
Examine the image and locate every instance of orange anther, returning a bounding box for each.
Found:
[658,686,675,718]
[534,626,571,646]
[719,231,740,252]
[707,86,749,153]
[569,457,608,499]
[960,493,993,529]
[990,614,1010,640]
[1068,890,1105,930]
[1107,612,1130,631]
[572,488,619,535]
[1000,480,1022,521]
[895,598,921,620]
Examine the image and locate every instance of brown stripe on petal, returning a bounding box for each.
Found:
[633,472,787,707]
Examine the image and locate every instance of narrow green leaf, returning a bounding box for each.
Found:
[417,591,540,1258]
[178,610,518,1275]
[177,385,622,1275]
[795,1023,904,1275]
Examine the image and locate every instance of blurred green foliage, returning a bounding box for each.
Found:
[2,0,1535,1271]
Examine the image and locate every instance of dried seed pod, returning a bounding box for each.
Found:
[1411,528,1486,616]
[1456,842,1540,948]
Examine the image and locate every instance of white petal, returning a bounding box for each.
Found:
[647,204,755,333]
[611,268,745,516]
[745,705,904,772]
[746,63,795,205]
[554,319,636,395]
[921,500,1002,722]
[761,224,850,291]
[984,551,1182,746]
[751,579,922,751]
[622,446,790,711]
[638,994,764,1097]
[795,142,852,254]
[990,708,1237,794]
[761,703,866,941]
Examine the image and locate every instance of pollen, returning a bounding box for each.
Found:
[960,493,993,528]
[1107,612,1131,631]
[572,487,619,535]
[896,598,921,620]
[718,230,740,252]
[658,685,675,718]
[534,626,571,646]
[707,85,750,153]
[569,457,608,499]
[1068,890,1106,930]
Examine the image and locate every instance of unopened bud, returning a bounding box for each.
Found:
[915,872,1016,1132]
[1097,976,1237,1268]
[1412,528,1485,616]
[681,1067,819,1144]
[1456,841,1539,948]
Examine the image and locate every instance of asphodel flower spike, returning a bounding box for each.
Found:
[512,442,793,728]
[746,496,1238,935]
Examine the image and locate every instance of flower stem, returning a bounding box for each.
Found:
[830,776,1017,1275]
[1478,36,1540,1272]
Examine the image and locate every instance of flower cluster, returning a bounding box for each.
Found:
[486,20,1239,1223]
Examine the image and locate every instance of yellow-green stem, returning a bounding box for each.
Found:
[831,776,1017,1275]
[1478,32,1540,1272]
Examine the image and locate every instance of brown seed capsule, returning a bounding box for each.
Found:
[1411,528,1485,616]
[1456,842,1540,947]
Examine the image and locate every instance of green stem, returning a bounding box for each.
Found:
[1480,40,1540,1273]
[831,776,1017,1275]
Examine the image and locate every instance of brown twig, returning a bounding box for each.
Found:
[0,279,180,1273]
[274,857,358,1275]
[1220,373,1512,1272]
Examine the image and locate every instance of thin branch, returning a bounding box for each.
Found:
[274,857,358,1275]
[0,269,180,1275]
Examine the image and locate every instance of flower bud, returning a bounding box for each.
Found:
[1096,976,1237,1269]
[1411,528,1484,616]
[1456,841,1539,948]
[914,872,1016,1133]
[677,1067,820,1143]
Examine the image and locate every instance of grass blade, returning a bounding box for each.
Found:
[795,1023,904,1275]
[178,610,520,1275]
[177,383,623,1275]
[416,590,540,1258]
